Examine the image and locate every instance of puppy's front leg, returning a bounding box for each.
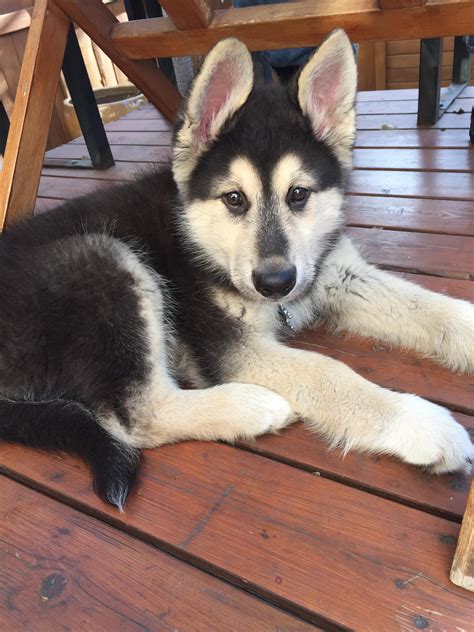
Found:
[315,236,474,373]
[228,337,473,473]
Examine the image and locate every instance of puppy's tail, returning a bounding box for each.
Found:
[0,397,140,510]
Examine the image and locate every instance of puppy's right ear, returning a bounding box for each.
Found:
[175,38,253,158]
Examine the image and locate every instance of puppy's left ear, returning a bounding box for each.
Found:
[296,29,357,160]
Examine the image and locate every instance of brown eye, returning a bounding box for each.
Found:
[287,186,310,210]
[222,191,248,214]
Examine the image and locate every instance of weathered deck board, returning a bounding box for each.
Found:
[1,443,472,631]
[349,170,474,200]
[352,148,474,172]
[45,142,171,163]
[0,476,315,632]
[2,88,473,630]
[356,112,471,130]
[356,96,474,115]
[393,273,473,301]
[348,227,474,279]
[355,87,474,101]
[243,414,473,522]
[69,130,173,146]
[346,196,474,236]
[354,129,472,149]
[38,169,474,203]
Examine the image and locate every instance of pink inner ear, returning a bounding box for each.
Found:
[310,62,341,131]
[197,60,240,144]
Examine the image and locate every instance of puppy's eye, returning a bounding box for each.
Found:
[287,186,310,210]
[222,191,248,214]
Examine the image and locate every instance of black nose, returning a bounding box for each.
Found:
[252,264,297,299]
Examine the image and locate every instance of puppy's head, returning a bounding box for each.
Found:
[173,30,357,302]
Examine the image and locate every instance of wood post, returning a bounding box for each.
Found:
[450,481,474,591]
[0,0,70,230]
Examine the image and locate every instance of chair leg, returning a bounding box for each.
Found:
[417,37,443,125]
[62,25,114,170]
[0,0,70,231]
[450,481,474,591]
[0,100,9,156]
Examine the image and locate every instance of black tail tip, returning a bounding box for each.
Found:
[92,444,141,511]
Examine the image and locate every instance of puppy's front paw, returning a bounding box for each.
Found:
[384,394,473,474]
[216,383,295,441]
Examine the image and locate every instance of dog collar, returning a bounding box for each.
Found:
[278,304,297,334]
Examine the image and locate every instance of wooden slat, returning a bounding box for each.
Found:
[111,0,474,59]
[45,142,171,162]
[388,65,454,83]
[372,41,386,89]
[38,175,112,199]
[91,40,118,88]
[70,130,172,146]
[41,161,156,182]
[387,37,455,55]
[357,88,419,101]
[0,0,70,231]
[243,413,473,522]
[352,147,474,171]
[0,476,314,631]
[104,117,172,132]
[393,272,474,301]
[387,51,453,68]
[356,112,471,129]
[118,107,169,119]
[292,325,474,414]
[345,195,474,235]
[0,8,32,36]
[450,482,474,591]
[354,129,472,148]
[104,109,471,133]
[349,170,474,200]
[34,197,62,214]
[0,441,472,631]
[358,41,377,91]
[159,0,212,29]
[378,0,427,8]
[54,0,181,122]
[357,88,473,110]
[11,24,69,151]
[447,97,474,113]
[0,44,20,118]
[357,99,420,113]
[348,226,474,279]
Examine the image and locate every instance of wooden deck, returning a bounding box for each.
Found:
[1,87,473,631]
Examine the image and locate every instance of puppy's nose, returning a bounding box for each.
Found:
[252,264,296,299]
